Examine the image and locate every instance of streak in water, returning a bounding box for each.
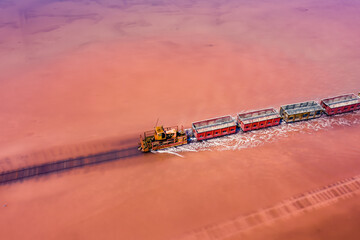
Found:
[174,175,360,240]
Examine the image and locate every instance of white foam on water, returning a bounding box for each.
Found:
[155,112,360,157]
[153,149,185,158]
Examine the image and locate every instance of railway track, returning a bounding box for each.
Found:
[176,175,360,240]
[0,146,140,185]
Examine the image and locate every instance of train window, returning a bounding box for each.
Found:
[289,116,293,120]
[350,106,354,109]
[207,133,211,136]
[303,114,308,117]
[316,111,321,115]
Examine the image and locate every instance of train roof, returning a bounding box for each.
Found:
[238,108,280,124]
[281,100,323,115]
[192,115,236,134]
[321,93,360,109]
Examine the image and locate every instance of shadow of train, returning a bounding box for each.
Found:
[0,136,139,172]
[0,146,141,185]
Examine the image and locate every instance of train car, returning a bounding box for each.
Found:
[237,108,281,132]
[280,101,323,123]
[192,115,237,141]
[139,126,187,152]
[320,94,360,115]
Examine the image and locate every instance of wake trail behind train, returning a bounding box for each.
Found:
[155,112,360,157]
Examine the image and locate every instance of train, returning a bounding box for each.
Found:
[138,92,360,152]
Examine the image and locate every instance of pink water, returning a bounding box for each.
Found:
[0,1,360,239]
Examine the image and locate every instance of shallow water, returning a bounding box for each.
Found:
[1,0,360,239]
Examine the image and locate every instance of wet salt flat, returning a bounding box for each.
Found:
[176,174,360,240]
[1,0,360,239]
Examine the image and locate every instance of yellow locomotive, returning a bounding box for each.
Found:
[139,125,187,152]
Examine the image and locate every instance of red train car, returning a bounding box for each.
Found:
[192,115,237,141]
[238,108,281,132]
[320,94,360,116]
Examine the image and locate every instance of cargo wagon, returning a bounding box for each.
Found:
[320,94,360,115]
[280,101,323,123]
[237,108,281,132]
[192,115,237,141]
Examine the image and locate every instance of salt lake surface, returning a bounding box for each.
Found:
[1,0,360,239]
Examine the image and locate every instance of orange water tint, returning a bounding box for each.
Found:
[1,124,360,240]
[1,0,360,239]
[0,37,303,161]
[1,0,360,161]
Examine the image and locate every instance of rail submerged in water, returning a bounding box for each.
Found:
[0,147,140,185]
[2,93,360,184]
[175,175,360,240]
